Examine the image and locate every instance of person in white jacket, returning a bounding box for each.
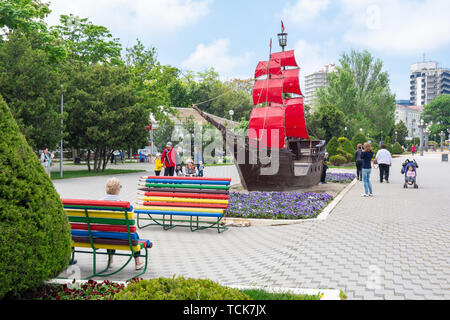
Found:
[375,144,392,183]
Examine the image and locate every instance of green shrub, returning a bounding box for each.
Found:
[392,142,403,154]
[114,276,252,300]
[329,155,347,166]
[351,133,366,149]
[371,142,380,155]
[326,136,339,157]
[343,152,353,163]
[0,96,72,298]
[341,138,355,155]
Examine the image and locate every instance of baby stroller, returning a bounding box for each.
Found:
[401,159,418,189]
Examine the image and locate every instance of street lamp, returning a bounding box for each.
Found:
[424,128,430,152]
[228,110,234,128]
[395,131,398,143]
[440,130,444,152]
[344,126,347,138]
[418,119,425,156]
[60,85,64,178]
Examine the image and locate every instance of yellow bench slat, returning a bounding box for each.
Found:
[65,209,134,220]
[72,242,141,252]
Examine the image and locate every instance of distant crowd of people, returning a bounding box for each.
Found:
[154,142,204,177]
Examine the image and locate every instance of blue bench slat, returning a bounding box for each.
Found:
[134,209,222,218]
[145,179,230,186]
[71,230,139,240]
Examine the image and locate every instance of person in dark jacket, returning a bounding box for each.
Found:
[320,152,329,184]
[354,144,363,181]
[360,142,374,197]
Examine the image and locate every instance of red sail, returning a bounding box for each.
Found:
[284,98,309,139]
[252,78,283,105]
[254,59,281,78]
[271,50,298,67]
[248,106,285,149]
[282,69,302,95]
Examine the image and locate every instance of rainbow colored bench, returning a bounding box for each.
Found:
[62,199,152,279]
[134,176,231,233]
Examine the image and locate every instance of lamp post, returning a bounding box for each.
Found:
[229,109,234,128]
[344,126,348,138]
[395,131,398,143]
[418,119,425,156]
[440,131,444,152]
[60,85,64,178]
[424,128,430,152]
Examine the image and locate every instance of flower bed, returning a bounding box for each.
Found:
[325,172,356,183]
[225,192,333,220]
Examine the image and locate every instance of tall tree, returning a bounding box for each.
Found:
[65,64,147,171]
[421,94,450,139]
[316,49,395,139]
[0,30,61,150]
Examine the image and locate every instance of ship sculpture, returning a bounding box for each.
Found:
[192,24,326,191]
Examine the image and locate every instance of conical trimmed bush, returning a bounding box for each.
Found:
[0,95,72,298]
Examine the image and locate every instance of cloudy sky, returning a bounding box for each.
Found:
[44,0,450,100]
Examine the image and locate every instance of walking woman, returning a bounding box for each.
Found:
[361,142,374,197]
[354,144,363,181]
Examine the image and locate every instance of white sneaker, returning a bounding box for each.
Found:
[369,194,374,197]
[361,193,368,197]
[135,262,145,270]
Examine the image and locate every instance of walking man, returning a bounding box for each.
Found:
[162,142,175,176]
[375,144,392,183]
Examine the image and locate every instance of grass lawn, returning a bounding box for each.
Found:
[51,169,145,180]
[241,289,321,300]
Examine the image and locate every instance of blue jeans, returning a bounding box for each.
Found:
[362,168,373,195]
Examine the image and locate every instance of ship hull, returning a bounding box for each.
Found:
[192,105,326,191]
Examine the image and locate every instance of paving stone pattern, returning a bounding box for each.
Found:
[54,154,450,300]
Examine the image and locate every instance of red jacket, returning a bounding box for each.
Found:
[162,148,175,167]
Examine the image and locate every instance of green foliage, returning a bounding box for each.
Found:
[0,0,50,33]
[0,30,62,150]
[316,49,395,141]
[329,155,347,166]
[326,136,339,157]
[421,94,450,140]
[351,133,366,149]
[114,276,251,300]
[371,142,380,155]
[51,14,122,65]
[65,63,147,171]
[393,120,408,145]
[392,142,403,155]
[242,289,320,300]
[308,104,345,142]
[0,96,72,298]
[338,137,355,154]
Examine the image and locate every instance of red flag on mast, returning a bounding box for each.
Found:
[281,20,285,32]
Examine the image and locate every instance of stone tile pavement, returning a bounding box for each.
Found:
[54,153,450,300]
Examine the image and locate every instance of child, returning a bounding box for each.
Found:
[175,164,184,176]
[154,153,163,176]
[197,161,204,177]
[406,165,416,182]
[185,162,196,177]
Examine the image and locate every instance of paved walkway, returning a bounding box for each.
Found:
[54,153,450,300]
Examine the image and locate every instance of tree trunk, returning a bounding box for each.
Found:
[87,150,91,172]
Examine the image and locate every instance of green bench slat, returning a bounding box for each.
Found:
[145,183,230,190]
[68,216,136,226]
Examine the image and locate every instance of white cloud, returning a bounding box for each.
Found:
[292,39,337,88]
[182,38,253,79]
[340,0,450,54]
[282,0,331,25]
[45,0,211,35]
